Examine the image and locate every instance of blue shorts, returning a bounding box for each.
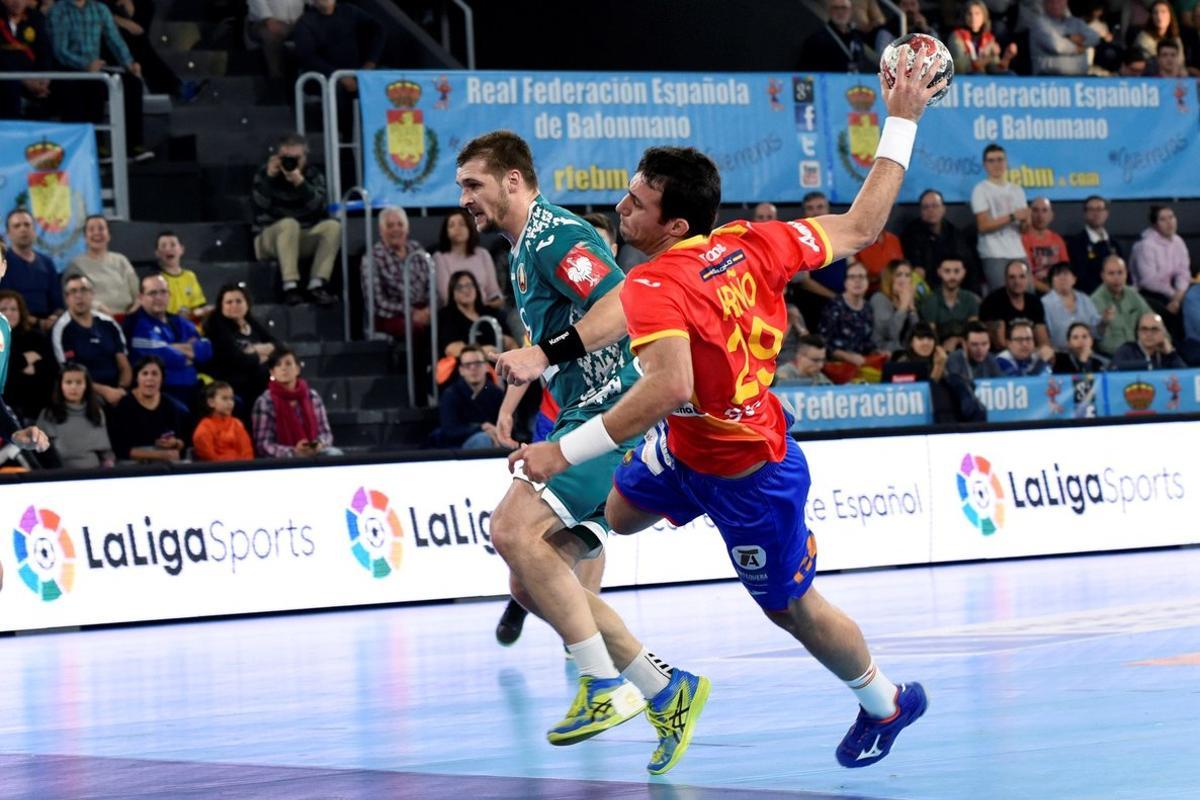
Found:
[613,423,818,612]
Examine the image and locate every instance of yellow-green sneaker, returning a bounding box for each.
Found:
[645,669,711,774]
[546,676,646,746]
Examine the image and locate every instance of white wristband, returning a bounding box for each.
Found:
[874,116,917,171]
[558,415,618,466]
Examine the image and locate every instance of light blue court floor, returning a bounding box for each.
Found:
[2,547,1198,799]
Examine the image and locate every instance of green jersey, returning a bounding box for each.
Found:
[510,195,639,428]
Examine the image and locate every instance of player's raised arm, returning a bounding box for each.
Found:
[813,46,949,263]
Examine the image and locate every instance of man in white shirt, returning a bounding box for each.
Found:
[247,0,306,79]
[971,144,1028,294]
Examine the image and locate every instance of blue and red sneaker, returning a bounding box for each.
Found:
[835,682,928,768]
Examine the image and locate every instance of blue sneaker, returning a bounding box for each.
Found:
[835,682,927,768]
[546,676,646,746]
[645,669,711,774]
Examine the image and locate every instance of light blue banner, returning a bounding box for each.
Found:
[357,69,823,208]
[974,374,1077,422]
[0,121,102,271]
[774,382,932,431]
[822,74,1200,204]
[1103,368,1200,416]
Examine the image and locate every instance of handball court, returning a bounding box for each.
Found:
[1,546,1196,799]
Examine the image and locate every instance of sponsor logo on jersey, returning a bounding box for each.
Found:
[633,277,662,288]
[786,221,822,255]
[699,249,746,281]
[516,262,527,293]
[556,243,610,300]
[730,544,769,584]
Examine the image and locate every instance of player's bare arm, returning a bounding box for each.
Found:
[494,283,629,386]
[814,47,948,263]
[512,336,692,482]
[494,381,530,449]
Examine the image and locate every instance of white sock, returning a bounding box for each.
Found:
[306,278,324,290]
[282,280,298,291]
[620,647,672,700]
[844,661,898,719]
[565,632,619,679]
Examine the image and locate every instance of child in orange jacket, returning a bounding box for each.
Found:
[193,381,254,461]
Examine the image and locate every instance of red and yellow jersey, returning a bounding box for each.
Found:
[620,218,832,476]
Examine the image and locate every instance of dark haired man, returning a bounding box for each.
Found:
[1064,195,1121,295]
[519,48,945,770]
[0,209,62,331]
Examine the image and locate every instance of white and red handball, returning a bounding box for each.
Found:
[880,33,954,106]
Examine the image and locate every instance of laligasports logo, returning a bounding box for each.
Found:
[346,488,404,578]
[956,454,1005,536]
[12,506,76,601]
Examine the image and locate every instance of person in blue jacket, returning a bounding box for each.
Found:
[124,274,213,411]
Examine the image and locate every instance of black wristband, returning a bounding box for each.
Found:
[538,325,586,365]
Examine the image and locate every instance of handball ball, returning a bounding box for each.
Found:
[880,33,954,106]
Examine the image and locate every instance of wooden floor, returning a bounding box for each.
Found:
[1,547,1197,799]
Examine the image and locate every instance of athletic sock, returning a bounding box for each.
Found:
[844,660,899,719]
[620,647,672,700]
[565,632,620,680]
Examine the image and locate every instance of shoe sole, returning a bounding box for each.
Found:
[647,675,711,775]
[547,687,647,746]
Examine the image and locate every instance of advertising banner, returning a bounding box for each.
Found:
[823,74,1200,203]
[1101,368,1200,416]
[973,374,1077,422]
[774,381,932,431]
[0,121,102,270]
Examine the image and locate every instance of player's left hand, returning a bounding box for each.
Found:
[509,441,569,482]
[493,345,549,386]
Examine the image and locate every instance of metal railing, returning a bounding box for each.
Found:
[446,0,477,71]
[0,71,129,219]
[324,69,365,210]
[336,186,371,342]
[468,316,504,351]
[294,71,334,201]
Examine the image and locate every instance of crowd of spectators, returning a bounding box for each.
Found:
[801,0,1200,78]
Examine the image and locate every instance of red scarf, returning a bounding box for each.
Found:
[1,18,35,63]
[268,378,318,446]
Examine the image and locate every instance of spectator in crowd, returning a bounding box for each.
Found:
[253,347,342,458]
[65,215,139,316]
[850,0,886,32]
[1132,1,1197,71]
[252,133,341,306]
[1130,204,1190,338]
[883,322,986,423]
[1082,0,1122,75]
[204,284,278,418]
[980,259,1053,357]
[1030,0,1103,75]
[102,0,201,101]
[919,256,981,331]
[107,354,190,462]
[1021,197,1069,293]
[246,0,305,81]
[819,260,885,382]
[291,0,384,97]
[996,317,1053,376]
[155,230,211,324]
[1109,312,1187,371]
[433,207,502,308]
[46,0,149,159]
[790,191,843,321]
[775,334,832,384]
[438,270,513,359]
[0,210,62,330]
[1118,47,1149,76]
[51,274,130,405]
[855,225,905,290]
[431,344,505,449]
[36,362,114,468]
[125,274,212,410]
[1065,195,1122,294]
[753,202,777,222]
[367,206,432,338]
[875,0,938,53]
[1053,322,1108,373]
[192,380,254,462]
[1041,262,1101,351]
[870,259,919,355]
[938,320,967,353]
[1146,37,1190,76]
[0,289,56,421]
[0,0,51,119]
[799,0,876,72]
[901,189,976,290]
[949,0,1018,74]
[582,212,620,257]
[971,144,1028,292]
[1181,265,1200,366]
[947,319,1005,381]
[1091,255,1153,356]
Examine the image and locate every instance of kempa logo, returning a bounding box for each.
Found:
[346,487,404,578]
[12,506,76,601]
[956,454,1005,536]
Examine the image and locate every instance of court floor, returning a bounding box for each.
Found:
[1,546,1197,799]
